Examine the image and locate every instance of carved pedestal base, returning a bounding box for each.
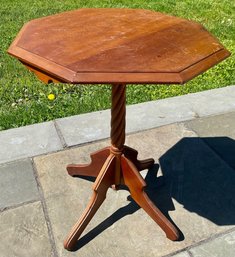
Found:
[64,146,179,251]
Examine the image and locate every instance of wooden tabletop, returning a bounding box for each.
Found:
[8,8,230,84]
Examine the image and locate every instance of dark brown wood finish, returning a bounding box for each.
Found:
[8,8,230,251]
[8,8,230,84]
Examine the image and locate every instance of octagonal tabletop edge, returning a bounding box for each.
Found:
[8,8,231,84]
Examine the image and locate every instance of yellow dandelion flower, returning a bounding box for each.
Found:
[48,93,55,101]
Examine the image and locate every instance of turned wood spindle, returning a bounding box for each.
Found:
[111,84,126,152]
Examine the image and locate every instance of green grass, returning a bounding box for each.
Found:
[0,0,234,131]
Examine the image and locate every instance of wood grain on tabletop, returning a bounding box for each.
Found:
[8,8,230,84]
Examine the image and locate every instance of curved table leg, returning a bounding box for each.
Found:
[121,156,179,241]
[67,147,110,177]
[123,145,154,171]
[64,154,116,251]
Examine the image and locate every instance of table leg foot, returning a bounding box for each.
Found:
[121,156,180,241]
[67,147,110,177]
[123,145,154,171]
[64,154,116,251]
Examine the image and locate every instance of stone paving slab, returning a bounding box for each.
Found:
[185,111,235,170]
[0,158,39,210]
[55,98,196,147]
[181,85,235,117]
[0,201,53,257]
[33,123,235,257]
[0,121,63,164]
[189,230,235,257]
[55,111,110,146]
[55,85,235,147]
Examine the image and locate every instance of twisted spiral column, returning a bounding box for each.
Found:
[110,84,126,152]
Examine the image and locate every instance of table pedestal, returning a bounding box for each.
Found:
[63,84,179,251]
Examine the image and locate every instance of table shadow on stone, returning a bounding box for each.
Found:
[159,136,235,226]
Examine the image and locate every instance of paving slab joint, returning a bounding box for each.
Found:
[53,120,68,148]
[31,158,59,257]
[161,227,235,257]
[162,249,190,257]
[186,227,235,253]
[187,250,194,257]
[182,120,235,172]
[0,199,40,213]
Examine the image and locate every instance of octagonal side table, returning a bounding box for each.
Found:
[8,8,230,251]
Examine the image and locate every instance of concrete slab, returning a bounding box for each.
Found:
[55,85,235,147]
[0,159,39,210]
[0,201,53,257]
[181,85,235,117]
[126,99,195,133]
[33,123,235,257]
[185,111,235,170]
[0,121,63,164]
[55,96,196,147]
[55,111,111,146]
[189,230,235,257]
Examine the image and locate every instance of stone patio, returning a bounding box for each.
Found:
[0,87,235,257]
